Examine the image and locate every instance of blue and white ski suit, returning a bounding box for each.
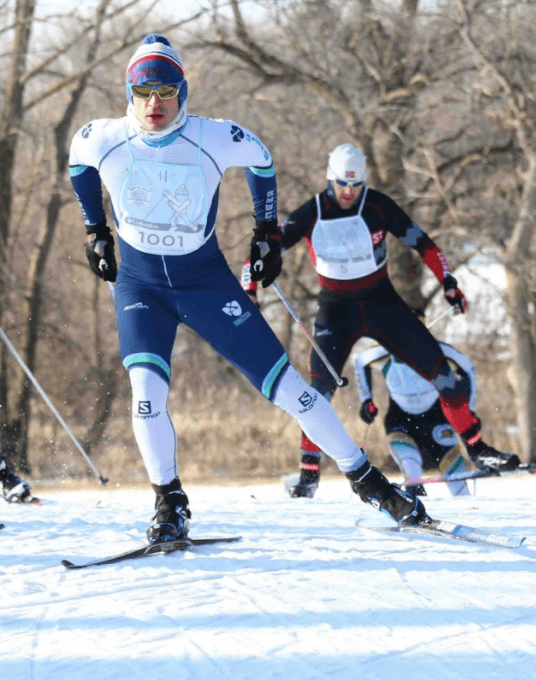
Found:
[69,113,366,484]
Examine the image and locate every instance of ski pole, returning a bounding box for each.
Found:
[404,463,536,487]
[426,307,455,330]
[0,324,108,485]
[271,282,349,387]
[361,424,370,449]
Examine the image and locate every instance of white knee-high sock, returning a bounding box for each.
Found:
[273,367,367,473]
[129,367,177,486]
[387,436,423,480]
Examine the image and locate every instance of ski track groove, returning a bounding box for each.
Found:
[221,574,327,680]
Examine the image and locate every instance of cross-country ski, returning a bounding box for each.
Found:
[358,517,525,549]
[61,536,242,569]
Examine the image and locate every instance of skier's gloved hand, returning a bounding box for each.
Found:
[359,399,378,424]
[470,447,520,474]
[250,218,282,288]
[463,422,521,473]
[469,454,501,475]
[84,220,117,282]
[442,274,467,315]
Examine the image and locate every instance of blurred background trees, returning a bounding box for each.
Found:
[1,0,535,484]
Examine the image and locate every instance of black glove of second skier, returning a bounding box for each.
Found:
[467,441,520,473]
[250,218,282,288]
[442,274,467,315]
[359,399,378,424]
[84,220,117,282]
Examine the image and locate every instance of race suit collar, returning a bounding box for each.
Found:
[126,102,188,141]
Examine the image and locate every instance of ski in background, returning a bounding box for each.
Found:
[402,463,536,489]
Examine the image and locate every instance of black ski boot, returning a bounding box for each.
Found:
[462,424,520,472]
[147,477,191,544]
[0,458,31,503]
[346,460,427,526]
[289,454,321,498]
[404,483,427,497]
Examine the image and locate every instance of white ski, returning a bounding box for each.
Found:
[358,518,525,549]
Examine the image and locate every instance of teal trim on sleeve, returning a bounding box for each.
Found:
[249,164,275,178]
[69,164,88,177]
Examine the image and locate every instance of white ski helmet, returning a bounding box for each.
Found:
[326,144,367,184]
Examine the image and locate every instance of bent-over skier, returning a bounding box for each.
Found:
[352,311,518,498]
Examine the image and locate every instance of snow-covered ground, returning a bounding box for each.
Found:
[2,474,536,680]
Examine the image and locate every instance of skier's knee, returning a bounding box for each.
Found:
[129,366,170,404]
[386,432,422,473]
[124,353,171,386]
[272,366,320,413]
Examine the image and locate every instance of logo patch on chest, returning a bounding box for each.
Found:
[371,229,385,245]
[127,185,152,208]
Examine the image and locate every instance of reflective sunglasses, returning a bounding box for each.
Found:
[335,178,364,188]
[131,83,179,101]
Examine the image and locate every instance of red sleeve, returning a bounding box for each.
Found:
[418,238,451,283]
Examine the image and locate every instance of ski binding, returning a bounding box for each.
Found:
[61,535,242,569]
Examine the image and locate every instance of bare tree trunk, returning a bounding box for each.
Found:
[13,192,63,472]
[505,157,536,462]
[0,0,36,462]
[13,0,113,471]
[403,0,419,15]
[359,1,426,310]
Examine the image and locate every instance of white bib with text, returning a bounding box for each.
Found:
[117,122,210,256]
[311,189,384,280]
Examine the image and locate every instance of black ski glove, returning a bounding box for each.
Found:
[84,220,117,282]
[442,274,467,315]
[250,218,282,288]
[359,399,378,424]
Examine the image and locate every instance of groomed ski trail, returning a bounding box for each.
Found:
[2,476,536,680]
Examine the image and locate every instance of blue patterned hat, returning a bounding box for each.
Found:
[126,34,188,105]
